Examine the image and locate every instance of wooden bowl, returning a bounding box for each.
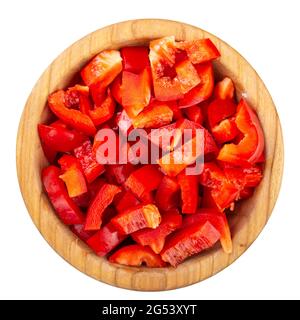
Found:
[16,19,284,291]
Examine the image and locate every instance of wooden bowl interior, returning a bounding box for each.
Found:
[16,19,283,291]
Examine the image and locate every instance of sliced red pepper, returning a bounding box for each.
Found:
[64,85,91,113]
[149,36,183,101]
[161,221,220,267]
[121,68,151,118]
[139,191,155,204]
[121,46,150,73]
[86,222,127,256]
[184,105,204,124]
[70,224,95,241]
[217,99,265,166]
[88,89,116,126]
[109,244,166,267]
[178,62,214,108]
[38,123,86,162]
[114,190,141,212]
[48,90,96,136]
[81,50,122,87]
[74,140,105,183]
[132,209,182,254]
[58,155,88,198]
[199,162,239,210]
[84,183,121,231]
[182,209,232,254]
[131,100,173,129]
[155,176,180,211]
[147,122,177,150]
[177,172,199,214]
[111,74,122,105]
[177,38,220,64]
[214,77,235,100]
[239,187,254,199]
[124,165,163,198]
[207,98,237,128]
[105,163,135,185]
[167,100,183,120]
[212,117,239,144]
[111,204,161,234]
[202,187,219,210]
[175,58,200,94]
[42,166,84,225]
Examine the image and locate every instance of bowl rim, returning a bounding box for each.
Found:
[16,18,284,291]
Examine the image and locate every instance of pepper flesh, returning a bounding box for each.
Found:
[84,184,121,231]
[132,209,182,253]
[42,166,85,225]
[155,176,180,211]
[109,244,166,267]
[111,204,161,234]
[177,172,199,214]
[161,221,220,267]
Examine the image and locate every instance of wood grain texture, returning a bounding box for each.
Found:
[16,19,284,291]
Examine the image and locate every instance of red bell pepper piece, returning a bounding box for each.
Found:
[132,209,182,254]
[84,183,121,231]
[111,75,122,105]
[217,99,265,166]
[139,191,155,204]
[161,221,220,267]
[64,85,91,113]
[58,155,88,198]
[74,140,105,183]
[121,46,150,73]
[89,89,116,126]
[124,165,163,198]
[114,190,141,212]
[182,208,232,254]
[149,36,184,101]
[86,222,127,256]
[106,163,135,185]
[111,204,161,234]
[155,176,180,211]
[166,100,183,120]
[175,58,200,94]
[212,117,239,144]
[178,62,214,108]
[184,105,204,124]
[38,124,86,162]
[109,244,166,267]
[207,98,237,128]
[131,100,173,129]
[177,38,220,64]
[48,90,96,136]
[177,172,199,214]
[70,224,95,241]
[202,187,219,210]
[81,50,122,87]
[239,187,254,199]
[147,122,177,150]
[199,162,239,210]
[121,68,151,118]
[42,166,85,225]
[214,77,235,100]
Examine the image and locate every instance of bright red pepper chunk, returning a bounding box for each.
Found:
[114,190,141,212]
[161,221,220,267]
[121,68,152,118]
[212,117,239,144]
[184,105,204,124]
[74,140,105,183]
[84,184,121,231]
[111,204,161,235]
[214,77,235,100]
[109,244,166,267]
[218,99,265,166]
[207,98,237,129]
[124,165,163,198]
[182,209,232,254]
[42,166,85,225]
[121,46,150,74]
[132,209,182,254]
[58,155,88,198]
[177,172,199,214]
[87,222,127,256]
[70,224,95,241]
[155,176,180,211]
[48,90,96,136]
[177,38,220,64]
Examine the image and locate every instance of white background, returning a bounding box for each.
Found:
[0,0,299,300]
